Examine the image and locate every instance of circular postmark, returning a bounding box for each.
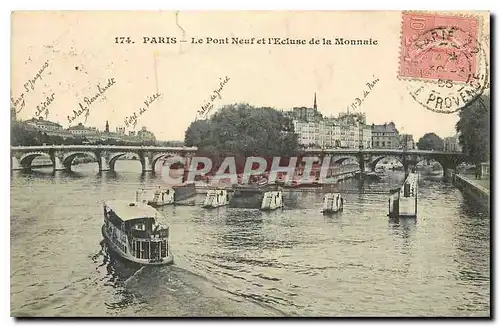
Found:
[401,26,489,114]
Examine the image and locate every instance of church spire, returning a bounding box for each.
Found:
[313,92,317,110]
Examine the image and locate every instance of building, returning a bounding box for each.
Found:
[137,126,156,142]
[399,134,415,150]
[371,122,400,149]
[443,134,462,152]
[67,123,99,136]
[11,105,16,122]
[116,126,126,135]
[25,117,63,132]
[289,94,371,149]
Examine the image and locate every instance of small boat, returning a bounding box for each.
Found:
[321,193,344,214]
[202,189,229,208]
[102,200,174,265]
[147,187,175,207]
[261,191,283,211]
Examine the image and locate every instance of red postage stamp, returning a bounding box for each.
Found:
[399,12,480,82]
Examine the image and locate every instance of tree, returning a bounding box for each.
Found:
[184,119,211,148]
[455,94,490,164]
[184,103,299,166]
[417,132,444,151]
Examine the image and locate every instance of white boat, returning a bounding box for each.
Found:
[261,191,283,210]
[202,189,229,209]
[147,187,175,207]
[321,193,344,214]
[102,200,174,265]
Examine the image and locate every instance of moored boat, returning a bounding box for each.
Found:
[147,187,175,207]
[261,191,283,211]
[321,193,344,214]
[202,189,229,208]
[102,200,174,265]
[172,182,197,202]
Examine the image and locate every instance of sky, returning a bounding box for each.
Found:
[11,11,490,141]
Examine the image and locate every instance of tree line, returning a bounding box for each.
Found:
[416,94,490,164]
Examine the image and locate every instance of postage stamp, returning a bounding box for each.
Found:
[398,12,489,114]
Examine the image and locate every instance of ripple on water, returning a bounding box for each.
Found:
[10,165,490,316]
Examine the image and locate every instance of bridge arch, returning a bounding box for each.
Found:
[108,152,144,171]
[332,155,359,165]
[62,151,99,169]
[414,158,446,177]
[370,155,404,171]
[19,152,52,169]
[151,153,187,171]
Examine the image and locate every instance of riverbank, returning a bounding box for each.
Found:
[451,172,490,209]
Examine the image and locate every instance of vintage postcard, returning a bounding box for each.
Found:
[10,11,490,317]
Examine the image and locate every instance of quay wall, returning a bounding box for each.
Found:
[451,172,490,209]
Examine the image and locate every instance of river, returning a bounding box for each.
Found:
[10,161,490,317]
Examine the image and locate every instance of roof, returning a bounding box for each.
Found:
[25,117,62,127]
[372,123,398,133]
[105,200,161,221]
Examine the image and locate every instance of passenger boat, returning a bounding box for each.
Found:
[321,193,344,214]
[202,189,229,208]
[102,200,174,265]
[147,187,175,207]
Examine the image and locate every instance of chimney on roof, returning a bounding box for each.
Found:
[313,92,317,110]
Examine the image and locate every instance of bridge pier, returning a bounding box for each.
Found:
[11,157,22,170]
[141,156,153,172]
[99,155,111,171]
[52,156,65,171]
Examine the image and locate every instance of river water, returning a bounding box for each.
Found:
[10,161,490,317]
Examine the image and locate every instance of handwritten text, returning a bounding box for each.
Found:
[198,76,231,118]
[35,93,56,119]
[124,92,162,129]
[11,60,50,114]
[68,78,116,125]
[346,75,380,111]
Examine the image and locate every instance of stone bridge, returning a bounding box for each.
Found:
[303,148,468,178]
[11,145,198,172]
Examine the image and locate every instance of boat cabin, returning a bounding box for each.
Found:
[103,200,170,262]
[322,193,344,214]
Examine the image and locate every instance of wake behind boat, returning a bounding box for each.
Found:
[102,200,174,265]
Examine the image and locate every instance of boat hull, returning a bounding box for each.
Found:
[147,200,174,208]
[101,225,174,266]
[173,183,197,202]
[321,208,343,214]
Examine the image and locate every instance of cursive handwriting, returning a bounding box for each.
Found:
[11,60,50,113]
[198,76,230,118]
[68,78,116,125]
[34,93,56,119]
[346,75,380,111]
[124,92,162,129]
[24,61,50,93]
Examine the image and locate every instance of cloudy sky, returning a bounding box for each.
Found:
[11,11,490,141]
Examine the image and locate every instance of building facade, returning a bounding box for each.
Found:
[289,94,371,149]
[67,123,99,136]
[25,117,63,132]
[399,134,415,150]
[371,122,400,149]
[443,134,462,152]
